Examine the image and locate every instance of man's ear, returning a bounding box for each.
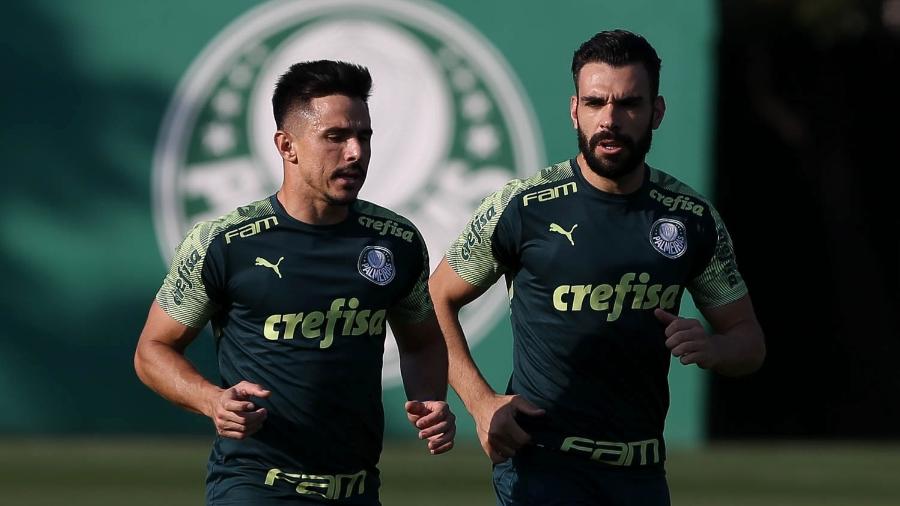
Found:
[274,131,297,163]
[569,95,579,130]
[652,95,666,129]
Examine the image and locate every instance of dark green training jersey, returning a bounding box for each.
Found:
[156,194,432,504]
[447,159,746,468]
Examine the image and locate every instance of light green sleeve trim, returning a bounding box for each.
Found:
[155,197,275,328]
[155,221,218,328]
[688,205,748,308]
[446,161,573,288]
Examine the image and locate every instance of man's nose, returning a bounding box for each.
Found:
[344,138,361,161]
[597,104,620,131]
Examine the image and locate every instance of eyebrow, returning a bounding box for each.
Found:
[323,126,373,137]
[580,94,645,106]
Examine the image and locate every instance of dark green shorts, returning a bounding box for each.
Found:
[492,445,670,506]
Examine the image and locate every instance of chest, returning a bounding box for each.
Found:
[517,196,709,289]
[221,229,416,318]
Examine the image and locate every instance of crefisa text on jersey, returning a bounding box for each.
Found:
[172,249,202,305]
[648,189,705,216]
[460,205,496,260]
[357,216,415,242]
[552,272,681,322]
[263,297,387,349]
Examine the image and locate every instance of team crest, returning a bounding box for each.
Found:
[358,246,396,285]
[650,218,687,259]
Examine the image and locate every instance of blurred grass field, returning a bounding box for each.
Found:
[1,439,898,505]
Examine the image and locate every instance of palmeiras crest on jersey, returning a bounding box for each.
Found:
[650,218,687,259]
[152,0,544,385]
[358,246,396,286]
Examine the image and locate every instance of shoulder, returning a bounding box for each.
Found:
[353,199,425,246]
[354,199,417,229]
[447,160,575,269]
[503,159,576,201]
[646,167,715,219]
[184,196,278,249]
[484,159,577,213]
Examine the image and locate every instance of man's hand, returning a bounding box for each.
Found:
[655,309,720,369]
[208,381,271,440]
[405,400,456,455]
[472,394,545,464]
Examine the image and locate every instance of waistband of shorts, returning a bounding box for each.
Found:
[528,432,666,468]
[263,466,378,501]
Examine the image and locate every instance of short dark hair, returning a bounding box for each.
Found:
[571,30,662,97]
[272,60,373,129]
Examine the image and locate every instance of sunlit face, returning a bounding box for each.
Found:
[279,94,373,205]
[570,62,665,181]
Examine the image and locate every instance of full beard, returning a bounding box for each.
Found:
[578,121,654,181]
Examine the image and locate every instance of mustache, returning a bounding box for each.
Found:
[333,163,366,178]
[589,131,634,150]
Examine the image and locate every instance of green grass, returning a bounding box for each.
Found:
[667,443,900,506]
[1,439,898,505]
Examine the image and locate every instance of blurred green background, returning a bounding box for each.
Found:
[2,0,899,504]
[0,0,713,439]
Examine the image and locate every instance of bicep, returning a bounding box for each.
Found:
[429,257,492,311]
[137,300,204,353]
[389,313,443,354]
[698,294,760,335]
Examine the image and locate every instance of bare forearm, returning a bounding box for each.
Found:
[134,341,221,417]
[434,305,496,413]
[428,259,498,414]
[711,320,766,377]
[399,335,448,401]
[695,296,766,377]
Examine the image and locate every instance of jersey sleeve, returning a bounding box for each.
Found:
[389,224,435,323]
[155,222,222,328]
[688,206,748,307]
[445,180,523,289]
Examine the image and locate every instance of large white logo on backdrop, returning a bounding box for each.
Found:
[153,0,544,385]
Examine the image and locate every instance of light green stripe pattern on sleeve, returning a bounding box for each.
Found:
[446,161,573,289]
[155,197,275,328]
[688,205,748,307]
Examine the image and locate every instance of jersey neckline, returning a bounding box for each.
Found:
[568,157,651,203]
[268,194,357,234]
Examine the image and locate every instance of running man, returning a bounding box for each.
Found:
[135,60,455,505]
[430,30,764,505]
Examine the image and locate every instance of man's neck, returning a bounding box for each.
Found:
[276,187,349,226]
[575,154,646,195]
